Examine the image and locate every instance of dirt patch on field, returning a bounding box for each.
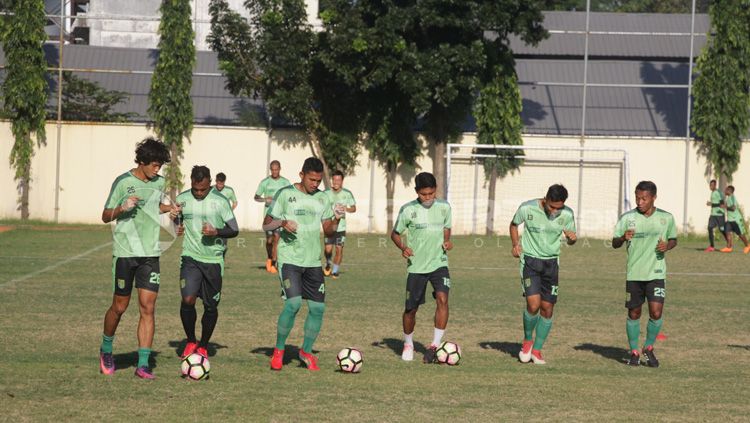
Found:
[0,225,14,233]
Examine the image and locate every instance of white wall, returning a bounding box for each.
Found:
[1,122,748,236]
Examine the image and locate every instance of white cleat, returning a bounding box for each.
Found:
[518,340,533,363]
[401,344,414,361]
[531,350,546,365]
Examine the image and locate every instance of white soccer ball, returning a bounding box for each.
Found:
[435,341,462,365]
[181,353,210,380]
[336,348,363,373]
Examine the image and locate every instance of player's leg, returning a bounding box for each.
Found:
[133,258,160,379]
[179,256,201,357]
[265,231,274,272]
[519,257,545,362]
[529,260,559,364]
[427,268,451,362]
[197,261,223,358]
[323,236,334,276]
[721,222,734,252]
[720,216,729,245]
[403,273,427,361]
[100,257,136,375]
[272,263,303,370]
[641,280,665,368]
[332,241,344,278]
[299,267,326,370]
[707,217,717,250]
[626,280,646,366]
[271,231,280,272]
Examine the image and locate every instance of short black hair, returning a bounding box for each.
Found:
[332,170,344,178]
[301,157,324,174]
[414,172,437,190]
[270,160,280,168]
[191,165,211,182]
[545,184,568,202]
[635,180,657,196]
[710,179,717,184]
[134,137,171,165]
[216,172,226,182]
[727,185,735,193]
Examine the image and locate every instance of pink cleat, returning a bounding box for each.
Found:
[134,366,155,380]
[298,350,320,371]
[704,246,715,252]
[99,351,115,375]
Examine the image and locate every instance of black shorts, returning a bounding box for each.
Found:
[625,279,665,309]
[324,231,346,246]
[708,215,725,230]
[278,263,325,302]
[112,256,160,296]
[405,267,451,310]
[724,221,744,236]
[180,256,223,309]
[521,256,559,304]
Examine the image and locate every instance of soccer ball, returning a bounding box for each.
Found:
[181,353,210,380]
[336,348,363,373]
[435,341,461,365]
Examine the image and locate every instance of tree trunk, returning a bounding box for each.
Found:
[433,142,446,198]
[168,142,180,200]
[386,163,396,233]
[308,131,331,190]
[486,164,497,235]
[19,161,31,220]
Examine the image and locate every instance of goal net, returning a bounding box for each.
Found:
[446,144,630,238]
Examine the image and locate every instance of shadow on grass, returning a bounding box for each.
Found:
[250,345,318,368]
[113,350,161,370]
[372,338,427,356]
[728,344,750,350]
[574,343,629,363]
[167,339,228,358]
[478,341,521,358]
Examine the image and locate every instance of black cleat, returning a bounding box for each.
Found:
[423,345,437,364]
[627,350,641,366]
[642,346,659,368]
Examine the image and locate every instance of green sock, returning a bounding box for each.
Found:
[532,316,553,350]
[626,318,640,351]
[301,301,326,353]
[522,309,539,341]
[275,296,302,350]
[101,334,114,353]
[137,348,151,368]
[644,318,663,349]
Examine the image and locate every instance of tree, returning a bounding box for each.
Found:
[474,61,524,235]
[208,0,362,184]
[148,0,195,198]
[1,0,48,220]
[53,72,136,122]
[691,1,750,183]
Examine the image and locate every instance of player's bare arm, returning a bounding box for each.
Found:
[322,216,341,237]
[612,229,635,249]
[101,195,140,223]
[443,228,453,251]
[391,231,414,258]
[509,222,522,258]
[656,238,677,253]
[262,214,298,233]
[563,229,577,245]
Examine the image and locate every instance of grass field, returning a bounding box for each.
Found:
[1,223,749,422]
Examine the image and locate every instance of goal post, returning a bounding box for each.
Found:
[446,143,631,238]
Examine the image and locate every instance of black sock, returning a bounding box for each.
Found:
[199,308,218,347]
[180,302,197,342]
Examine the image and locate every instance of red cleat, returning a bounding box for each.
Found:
[181,341,198,358]
[196,346,208,358]
[298,350,320,371]
[704,246,715,252]
[519,340,533,363]
[270,348,284,370]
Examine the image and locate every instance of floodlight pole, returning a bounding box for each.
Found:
[682,0,697,234]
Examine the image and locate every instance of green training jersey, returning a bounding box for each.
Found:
[267,185,334,267]
[710,189,724,216]
[176,189,236,264]
[512,199,576,260]
[725,194,743,223]
[613,208,677,281]
[212,185,237,205]
[324,188,356,232]
[104,171,166,258]
[393,199,452,274]
[255,176,291,208]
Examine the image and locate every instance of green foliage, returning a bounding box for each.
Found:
[148,0,195,195]
[53,72,135,122]
[475,65,524,179]
[691,1,750,181]
[1,0,48,219]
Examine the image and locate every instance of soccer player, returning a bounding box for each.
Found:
[255,160,291,273]
[510,184,576,365]
[613,181,677,368]
[391,172,453,363]
[705,179,727,252]
[263,157,343,371]
[212,172,238,210]
[721,185,750,254]
[323,170,356,279]
[99,137,175,379]
[174,166,239,360]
